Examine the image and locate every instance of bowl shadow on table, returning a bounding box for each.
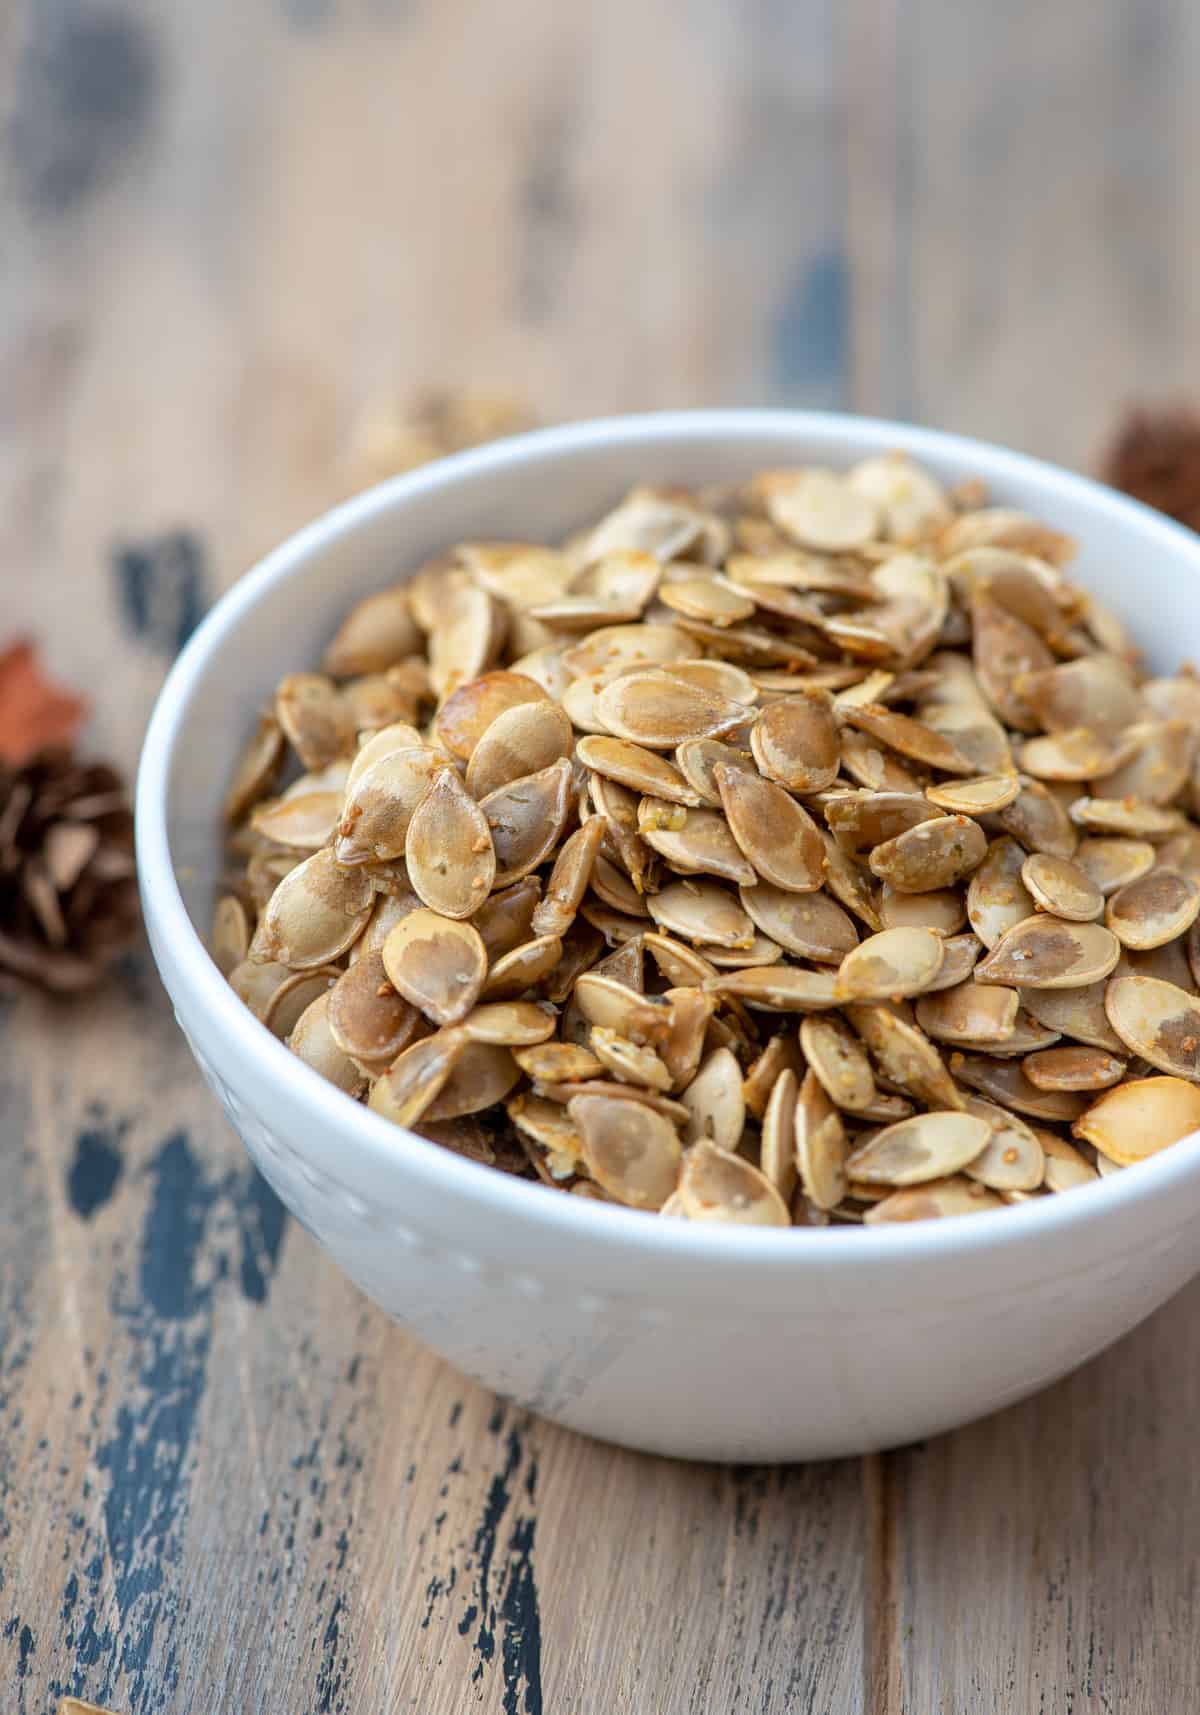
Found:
[882,1269,1200,1702]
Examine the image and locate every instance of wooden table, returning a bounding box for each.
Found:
[3,3,1200,1709]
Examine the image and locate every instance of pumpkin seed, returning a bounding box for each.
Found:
[335,746,445,865]
[863,1176,1005,1222]
[1104,974,1200,1079]
[1023,1045,1125,1091]
[868,814,986,894]
[251,791,341,851]
[381,909,487,1026]
[677,1139,790,1225]
[569,1094,681,1209]
[474,876,543,960]
[794,1070,850,1208]
[714,761,826,892]
[1093,719,1195,805]
[573,972,672,1041]
[743,1032,805,1118]
[966,836,1036,948]
[265,967,342,1042]
[819,831,883,930]
[998,776,1077,857]
[704,965,840,1012]
[1106,869,1200,950]
[749,692,841,792]
[835,926,945,1001]
[1074,1075,1200,1164]
[950,1055,1087,1122]
[844,1003,964,1110]
[225,711,285,822]
[681,1046,745,1149]
[800,1014,877,1112]
[423,1041,521,1120]
[759,1068,800,1199]
[925,773,1020,815]
[915,980,1019,1047]
[878,882,966,937]
[529,817,606,938]
[1021,853,1104,921]
[647,879,756,948]
[824,791,939,859]
[462,1001,557,1046]
[846,1111,991,1185]
[249,848,373,969]
[1069,797,1187,840]
[368,1030,466,1126]
[1038,1131,1098,1192]
[925,933,984,991]
[974,917,1119,989]
[739,882,859,963]
[1018,980,1124,1054]
[640,806,756,886]
[406,769,496,917]
[959,1097,1045,1191]
[764,468,880,551]
[211,895,250,976]
[465,699,573,798]
[428,585,503,699]
[288,991,366,1095]
[840,703,976,774]
[480,759,573,886]
[1019,727,1129,782]
[275,673,356,769]
[595,669,747,750]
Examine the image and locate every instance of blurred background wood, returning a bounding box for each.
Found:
[2,1,1197,1710]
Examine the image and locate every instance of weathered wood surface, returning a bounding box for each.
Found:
[0,1,1196,1710]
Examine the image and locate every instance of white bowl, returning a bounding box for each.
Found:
[137,409,1200,1462]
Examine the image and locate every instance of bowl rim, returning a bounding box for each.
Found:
[136,406,1200,1268]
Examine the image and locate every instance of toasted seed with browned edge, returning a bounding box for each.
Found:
[679,1139,790,1225]
[846,1111,991,1186]
[1074,1076,1200,1164]
[569,1094,682,1209]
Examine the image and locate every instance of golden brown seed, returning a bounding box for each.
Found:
[1074,837,1157,896]
[335,746,445,865]
[211,895,250,976]
[959,1097,1045,1192]
[1038,1131,1099,1192]
[915,980,1019,1048]
[249,849,373,970]
[480,759,573,886]
[678,1139,790,1226]
[714,761,826,892]
[1104,974,1200,1079]
[846,1111,991,1186]
[800,1014,876,1113]
[1023,1046,1125,1091]
[275,673,356,769]
[647,879,757,949]
[405,769,496,918]
[834,927,945,1002]
[460,1002,557,1046]
[974,917,1120,989]
[569,1095,682,1210]
[323,585,421,677]
[740,883,859,964]
[949,1055,1087,1122]
[368,1031,467,1127]
[868,815,986,894]
[382,909,488,1026]
[474,876,543,960]
[530,817,606,938]
[1106,869,1200,951]
[577,734,701,805]
[924,773,1021,815]
[967,836,1036,948]
[764,468,880,551]
[433,671,549,760]
[482,934,565,1000]
[1021,853,1104,922]
[265,967,342,1041]
[424,1041,521,1120]
[845,1002,964,1110]
[759,1068,800,1199]
[428,586,504,699]
[251,791,342,851]
[595,669,747,749]
[641,807,757,886]
[704,965,840,1012]
[840,703,976,774]
[224,711,284,822]
[465,699,574,799]
[863,1176,1005,1223]
[878,882,966,937]
[288,991,366,1096]
[1018,980,1124,1054]
[1069,798,1187,840]
[749,692,841,792]
[1073,1076,1200,1164]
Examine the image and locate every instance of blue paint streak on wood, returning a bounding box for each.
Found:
[113,531,208,658]
[235,1165,288,1304]
[66,1118,126,1219]
[768,248,849,407]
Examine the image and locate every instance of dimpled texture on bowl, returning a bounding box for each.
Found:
[137,411,1200,1461]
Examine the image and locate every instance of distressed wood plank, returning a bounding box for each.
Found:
[0,2,866,1711]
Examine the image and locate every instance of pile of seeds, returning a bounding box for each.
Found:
[214,454,1200,1225]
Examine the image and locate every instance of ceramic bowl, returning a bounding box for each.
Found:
[137,410,1200,1462]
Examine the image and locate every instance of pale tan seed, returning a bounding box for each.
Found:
[970,594,1054,731]
[506,1092,585,1178]
[595,669,747,749]
[1104,974,1200,1080]
[369,1031,467,1126]
[959,1097,1045,1191]
[460,1001,557,1046]
[275,673,356,769]
[924,933,984,991]
[949,1055,1087,1122]
[647,879,756,949]
[1018,981,1125,1054]
[1075,837,1157,896]
[509,642,574,701]
[835,927,945,1001]
[658,573,756,626]
[460,542,576,609]
[482,934,565,1000]
[846,1111,991,1186]
[335,747,445,865]
[925,773,1021,815]
[840,703,976,774]
[740,882,859,963]
[225,711,285,822]
[1073,1076,1200,1165]
[322,584,421,676]
[229,956,296,1020]
[575,487,727,565]
[514,1041,604,1083]
[573,972,673,1041]
[820,832,883,931]
[288,991,366,1095]
[1107,869,1200,950]
[749,692,841,792]
[800,1014,877,1112]
[1023,654,1142,737]
[344,721,429,796]
[480,758,573,886]
[675,1140,787,1225]
[465,699,574,798]
[657,986,717,1091]
[1093,719,1195,805]
[1019,727,1128,782]
[424,1041,521,1120]
[259,964,342,1043]
[529,817,606,938]
[433,671,549,760]
[1038,1131,1099,1192]
[664,659,758,703]
[703,965,840,1012]
[1125,937,1197,992]
[250,791,341,851]
[764,468,880,551]
[759,1068,800,1199]
[641,806,757,885]
[428,585,503,699]
[249,848,373,969]
[878,882,966,937]
[674,737,748,806]
[705,934,784,968]
[839,729,928,793]
[589,853,651,918]
[981,1008,1062,1057]
[569,1095,682,1210]
[714,762,825,892]
[790,1068,848,1209]
[863,1176,1005,1223]
[974,917,1119,989]
[844,1003,963,1110]
[681,1046,745,1149]
[211,895,250,976]
[381,909,487,1026]
[578,733,706,806]
[1023,1046,1125,1091]
[406,769,496,918]
[339,667,423,733]
[1021,853,1104,922]
[824,791,939,860]
[967,836,1037,948]
[1069,798,1187,840]
[742,1033,804,1119]
[589,1027,673,1090]
[915,980,1019,1048]
[561,622,693,680]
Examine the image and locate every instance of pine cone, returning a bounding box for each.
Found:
[0,749,139,993]
[1102,408,1200,532]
